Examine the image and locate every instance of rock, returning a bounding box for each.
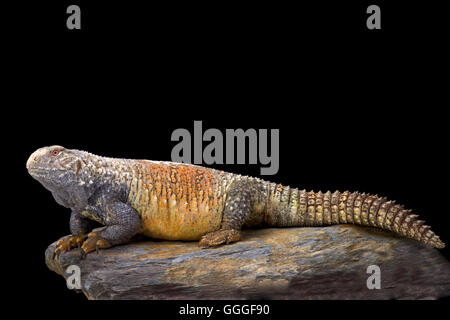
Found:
[45,225,450,300]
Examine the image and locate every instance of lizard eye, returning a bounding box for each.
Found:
[51,150,60,157]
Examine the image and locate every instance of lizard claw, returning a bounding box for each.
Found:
[53,234,87,259]
[80,233,112,257]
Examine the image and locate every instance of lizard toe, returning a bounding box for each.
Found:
[54,234,87,258]
[81,234,112,256]
[199,229,241,248]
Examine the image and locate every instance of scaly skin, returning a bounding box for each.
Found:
[26,146,445,257]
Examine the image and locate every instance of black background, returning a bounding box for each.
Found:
[5,0,449,317]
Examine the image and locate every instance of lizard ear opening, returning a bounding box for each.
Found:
[75,159,84,177]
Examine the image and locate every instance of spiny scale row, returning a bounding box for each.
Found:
[271,186,444,248]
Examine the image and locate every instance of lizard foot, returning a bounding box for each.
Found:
[80,232,112,258]
[199,229,241,248]
[53,234,87,258]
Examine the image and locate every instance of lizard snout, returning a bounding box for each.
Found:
[26,147,48,171]
[26,153,38,170]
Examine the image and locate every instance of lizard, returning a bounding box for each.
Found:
[26,145,445,258]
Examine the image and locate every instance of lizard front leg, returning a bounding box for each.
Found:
[199,180,252,248]
[54,210,94,257]
[80,200,141,257]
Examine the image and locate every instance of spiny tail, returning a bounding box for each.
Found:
[264,185,445,249]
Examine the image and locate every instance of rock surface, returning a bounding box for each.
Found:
[45,225,450,300]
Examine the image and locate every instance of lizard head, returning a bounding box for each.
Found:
[26,145,88,193]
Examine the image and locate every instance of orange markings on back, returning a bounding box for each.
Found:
[135,160,216,203]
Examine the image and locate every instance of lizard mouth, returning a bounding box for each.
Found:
[27,166,49,178]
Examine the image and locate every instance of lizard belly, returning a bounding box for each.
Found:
[126,160,227,240]
[131,196,223,241]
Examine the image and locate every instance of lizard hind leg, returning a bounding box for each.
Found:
[199,179,253,248]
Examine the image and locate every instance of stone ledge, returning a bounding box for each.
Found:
[45,225,450,299]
